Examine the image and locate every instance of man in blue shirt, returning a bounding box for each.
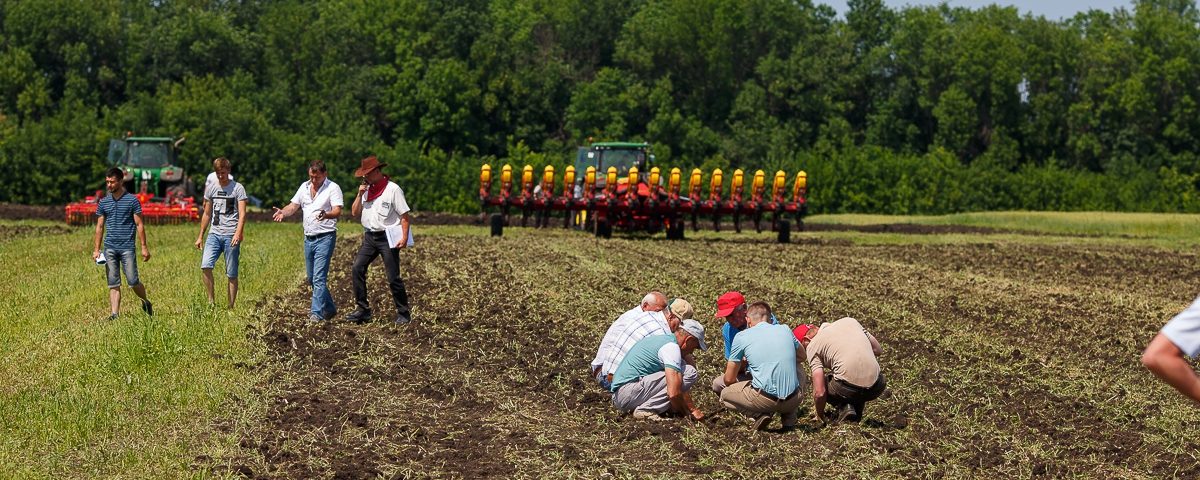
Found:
[92,167,153,320]
[611,319,708,422]
[719,302,803,431]
[711,291,778,394]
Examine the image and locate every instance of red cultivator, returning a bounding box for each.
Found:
[479,142,807,243]
[65,190,199,226]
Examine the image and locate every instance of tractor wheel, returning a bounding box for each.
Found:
[777,219,791,244]
[672,222,685,241]
[490,213,504,237]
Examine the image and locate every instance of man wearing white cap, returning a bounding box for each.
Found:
[610,318,708,422]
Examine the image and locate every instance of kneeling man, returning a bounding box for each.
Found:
[794,317,885,424]
[719,302,804,431]
[611,319,707,422]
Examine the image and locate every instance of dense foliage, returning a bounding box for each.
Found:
[1,0,1198,214]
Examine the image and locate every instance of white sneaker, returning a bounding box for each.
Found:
[632,410,667,421]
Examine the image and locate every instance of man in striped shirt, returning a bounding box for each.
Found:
[599,298,694,386]
[92,167,153,320]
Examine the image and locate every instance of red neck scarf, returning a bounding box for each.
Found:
[366,176,389,201]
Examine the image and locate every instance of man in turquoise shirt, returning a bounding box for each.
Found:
[719,302,804,431]
[611,319,708,422]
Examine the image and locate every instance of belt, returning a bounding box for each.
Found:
[305,231,335,240]
[753,385,798,402]
[366,230,387,236]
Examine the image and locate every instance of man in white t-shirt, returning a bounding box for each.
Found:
[347,155,412,324]
[272,160,344,322]
[590,292,667,387]
[1143,295,1200,405]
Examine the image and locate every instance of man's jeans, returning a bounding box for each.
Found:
[104,248,140,288]
[304,231,337,318]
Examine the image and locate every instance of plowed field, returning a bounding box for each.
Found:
[212,228,1200,478]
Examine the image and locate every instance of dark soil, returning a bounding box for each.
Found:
[0,224,72,241]
[203,223,1200,477]
[0,203,63,221]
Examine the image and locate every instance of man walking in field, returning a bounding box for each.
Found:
[1142,294,1200,404]
[719,302,804,431]
[794,317,886,424]
[272,160,344,323]
[347,155,413,324]
[611,319,708,422]
[591,292,667,387]
[93,167,153,320]
[195,157,248,309]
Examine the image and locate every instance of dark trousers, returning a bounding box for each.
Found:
[826,372,887,415]
[351,231,410,315]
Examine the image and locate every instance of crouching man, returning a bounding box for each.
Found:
[719,302,804,431]
[611,319,708,422]
[794,317,885,424]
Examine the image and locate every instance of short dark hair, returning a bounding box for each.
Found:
[105,167,124,180]
[308,159,327,173]
[746,301,772,324]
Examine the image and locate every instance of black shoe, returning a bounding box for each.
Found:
[835,404,858,424]
[752,414,772,431]
[394,313,412,325]
[345,309,372,323]
[108,313,119,321]
[142,300,153,316]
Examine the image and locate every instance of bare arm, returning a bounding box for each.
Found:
[664,368,689,416]
[232,200,247,245]
[722,360,743,386]
[134,213,150,261]
[271,202,301,222]
[866,331,882,357]
[811,366,828,422]
[396,213,411,249]
[1143,333,1200,405]
[324,205,343,220]
[195,200,211,249]
[93,215,105,260]
[351,183,366,217]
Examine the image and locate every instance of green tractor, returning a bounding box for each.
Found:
[65,134,200,225]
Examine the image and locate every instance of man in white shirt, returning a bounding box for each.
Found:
[272,160,344,322]
[348,155,412,324]
[590,292,668,387]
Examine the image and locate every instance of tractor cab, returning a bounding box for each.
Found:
[573,142,654,193]
[107,136,187,195]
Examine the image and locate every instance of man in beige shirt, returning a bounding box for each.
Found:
[794,317,885,424]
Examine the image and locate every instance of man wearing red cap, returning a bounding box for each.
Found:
[794,318,885,424]
[711,291,778,394]
[347,155,413,324]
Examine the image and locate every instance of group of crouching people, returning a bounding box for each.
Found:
[590,291,885,430]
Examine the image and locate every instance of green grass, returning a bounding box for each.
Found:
[0,222,302,478]
[811,211,1200,245]
[6,210,1200,476]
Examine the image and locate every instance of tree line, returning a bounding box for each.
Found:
[1,0,1198,214]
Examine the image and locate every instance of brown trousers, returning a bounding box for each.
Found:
[719,380,802,427]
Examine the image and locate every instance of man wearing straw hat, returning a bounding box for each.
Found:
[346,155,413,325]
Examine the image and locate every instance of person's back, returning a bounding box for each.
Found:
[601,309,670,377]
[610,334,677,392]
[807,317,879,388]
[732,322,801,399]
